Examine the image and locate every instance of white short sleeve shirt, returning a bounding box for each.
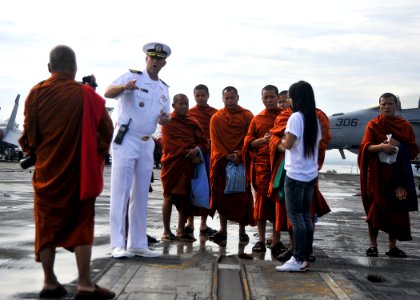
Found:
[112,70,170,136]
[284,112,321,182]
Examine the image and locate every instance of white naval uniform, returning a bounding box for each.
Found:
[110,69,170,251]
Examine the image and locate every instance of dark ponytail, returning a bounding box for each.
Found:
[288,81,318,158]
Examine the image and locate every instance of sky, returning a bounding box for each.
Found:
[1,0,420,163]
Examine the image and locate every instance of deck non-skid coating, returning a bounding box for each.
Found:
[1,162,420,299]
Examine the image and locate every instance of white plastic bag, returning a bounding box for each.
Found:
[378,134,398,164]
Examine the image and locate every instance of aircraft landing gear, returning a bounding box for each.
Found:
[1,147,22,162]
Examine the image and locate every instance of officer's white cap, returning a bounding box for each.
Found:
[143,42,171,58]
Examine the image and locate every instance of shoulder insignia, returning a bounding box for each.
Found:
[160,79,170,87]
[129,69,142,74]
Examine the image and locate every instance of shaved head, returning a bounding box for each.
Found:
[173,93,188,104]
[48,45,77,77]
[172,93,189,115]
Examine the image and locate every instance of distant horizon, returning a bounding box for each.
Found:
[1,93,419,132]
[2,1,420,133]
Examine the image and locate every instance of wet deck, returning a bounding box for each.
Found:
[1,162,419,299]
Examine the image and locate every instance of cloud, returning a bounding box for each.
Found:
[1,0,420,126]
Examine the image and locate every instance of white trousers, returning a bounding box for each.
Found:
[110,133,154,250]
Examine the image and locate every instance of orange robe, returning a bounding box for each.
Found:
[358,114,419,241]
[209,106,255,225]
[19,73,113,261]
[161,112,209,217]
[269,108,332,232]
[243,108,281,223]
[188,105,218,217]
[189,105,218,140]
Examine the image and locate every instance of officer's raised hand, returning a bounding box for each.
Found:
[124,79,138,91]
[104,79,138,98]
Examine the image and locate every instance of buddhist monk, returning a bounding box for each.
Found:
[160,94,209,242]
[358,92,419,258]
[243,85,281,253]
[269,93,331,261]
[19,45,114,299]
[209,86,255,246]
[184,84,218,238]
[278,90,289,109]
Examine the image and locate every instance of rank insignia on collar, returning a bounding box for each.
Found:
[140,88,149,93]
[161,95,167,102]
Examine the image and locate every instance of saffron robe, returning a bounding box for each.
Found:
[189,105,218,140]
[358,114,419,241]
[188,105,218,217]
[243,108,281,222]
[269,108,332,232]
[209,106,255,225]
[161,112,209,217]
[19,72,113,261]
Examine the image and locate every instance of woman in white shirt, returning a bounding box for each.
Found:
[276,81,321,272]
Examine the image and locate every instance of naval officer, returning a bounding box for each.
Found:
[105,42,171,258]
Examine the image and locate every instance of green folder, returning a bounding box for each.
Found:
[273,160,286,202]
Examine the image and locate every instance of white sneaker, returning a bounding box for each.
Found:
[128,248,160,257]
[276,256,309,272]
[112,247,135,259]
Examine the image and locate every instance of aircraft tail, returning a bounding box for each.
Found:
[5,94,20,131]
